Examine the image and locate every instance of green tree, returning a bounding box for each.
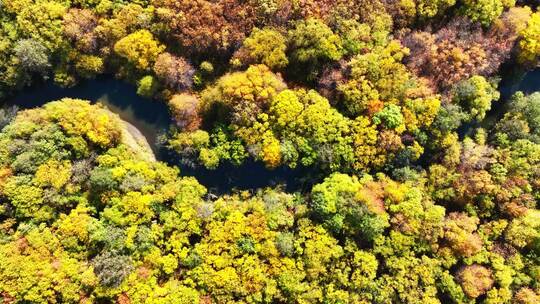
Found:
[373,104,404,129]
[495,92,540,143]
[337,40,411,116]
[311,173,389,241]
[460,0,507,26]
[0,99,122,222]
[415,0,457,19]
[8,0,68,51]
[453,75,500,122]
[268,89,355,170]
[136,75,159,98]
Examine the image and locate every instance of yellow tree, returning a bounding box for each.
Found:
[519,12,540,63]
[114,30,165,71]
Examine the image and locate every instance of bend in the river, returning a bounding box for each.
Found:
[2,68,540,193]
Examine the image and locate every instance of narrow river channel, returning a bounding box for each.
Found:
[2,68,539,193]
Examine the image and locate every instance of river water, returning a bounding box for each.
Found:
[484,66,540,128]
[1,76,315,194]
[2,69,539,193]
[2,77,171,151]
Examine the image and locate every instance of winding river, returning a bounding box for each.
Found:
[2,68,539,193]
[2,76,316,194]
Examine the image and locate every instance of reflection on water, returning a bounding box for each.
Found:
[2,69,539,193]
[460,68,540,136]
[1,76,317,193]
[96,93,168,153]
[169,156,320,195]
[500,67,540,97]
[2,76,171,152]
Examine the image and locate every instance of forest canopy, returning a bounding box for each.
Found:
[0,0,540,303]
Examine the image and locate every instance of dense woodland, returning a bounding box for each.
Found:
[1,0,540,303]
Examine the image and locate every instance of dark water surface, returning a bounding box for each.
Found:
[3,76,171,150]
[2,69,539,193]
[499,67,540,97]
[1,76,316,194]
[456,68,540,137]
[484,67,540,127]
